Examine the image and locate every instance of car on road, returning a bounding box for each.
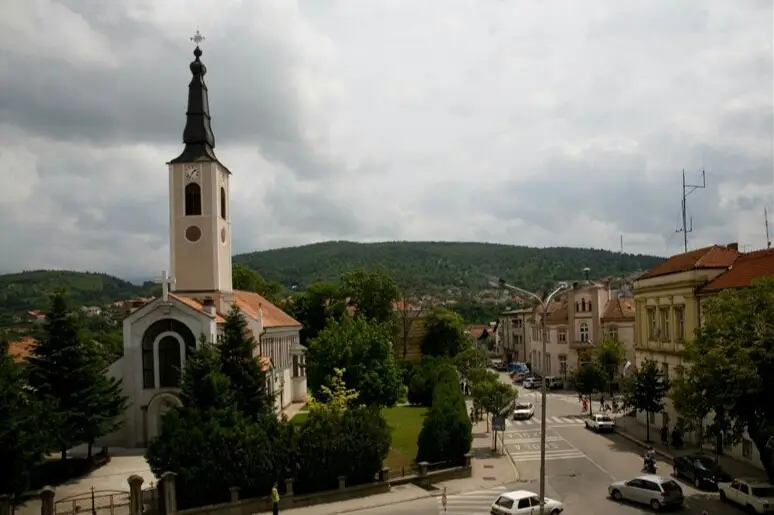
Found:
[544,376,564,389]
[512,402,535,420]
[717,477,774,513]
[608,474,684,511]
[491,489,564,515]
[584,413,615,432]
[523,376,542,389]
[672,453,731,490]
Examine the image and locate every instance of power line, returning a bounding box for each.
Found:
[675,169,706,253]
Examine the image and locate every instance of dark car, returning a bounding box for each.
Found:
[673,454,732,489]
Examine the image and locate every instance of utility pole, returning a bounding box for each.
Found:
[765,207,771,249]
[675,169,706,252]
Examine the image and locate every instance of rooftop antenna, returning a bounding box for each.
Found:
[766,207,771,249]
[675,169,706,252]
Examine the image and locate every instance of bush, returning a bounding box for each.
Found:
[416,366,472,463]
[407,357,456,407]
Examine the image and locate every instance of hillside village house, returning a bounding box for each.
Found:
[469,323,498,354]
[525,281,636,383]
[392,300,428,361]
[91,42,307,448]
[631,243,774,469]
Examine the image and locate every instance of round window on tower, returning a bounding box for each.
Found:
[185,225,202,242]
[220,228,227,244]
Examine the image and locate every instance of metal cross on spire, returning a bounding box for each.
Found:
[190,29,205,47]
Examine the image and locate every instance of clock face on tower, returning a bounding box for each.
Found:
[184,166,200,181]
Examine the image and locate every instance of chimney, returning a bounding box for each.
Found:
[202,297,217,317]
[727,242,739,252]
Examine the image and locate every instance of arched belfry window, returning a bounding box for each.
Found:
[185,183,202,216]
[581,299,586,311]
[141,319,196,389]
[220,187,227,219]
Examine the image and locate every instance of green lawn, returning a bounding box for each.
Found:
[290,405,427,472]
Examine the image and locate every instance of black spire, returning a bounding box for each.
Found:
[169,33,218,164]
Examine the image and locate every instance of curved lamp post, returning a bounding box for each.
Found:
[494,278,570,515]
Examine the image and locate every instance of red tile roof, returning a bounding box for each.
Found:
[601,297,635,321]
[8,337,36,362]
[637,244,739,280]
[172,290,301,328]
[700,248,774,292]
[468,325,491,339]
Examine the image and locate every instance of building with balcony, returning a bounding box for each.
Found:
[499,307,531,362]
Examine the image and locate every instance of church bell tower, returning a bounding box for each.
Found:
[167,32,233,296]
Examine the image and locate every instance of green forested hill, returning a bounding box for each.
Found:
[234,241,664,292]
[0,270,157,319]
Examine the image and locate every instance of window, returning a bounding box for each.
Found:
[575,302,579,312]
[495,497,514,510]
[220,187,227,219]
[659,308,670,341]
[517,498,530,509]
[545,353,551,374]
[558,328,567,343]
[647,308,657,339]
[580,322,589,342]
[184,183,202,216]
[158,336,182,388]
[743,438,753,459]
[606,326,618,340]
[581,299,586,311]
[140,319,196,390]
[543,330,549,342]
[674,307,685,341]
[588,301,592,311]
[559,355,567,376]
[142,337,155,389]
[662,362,669,379]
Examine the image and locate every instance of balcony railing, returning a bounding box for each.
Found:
[569,340,594,350]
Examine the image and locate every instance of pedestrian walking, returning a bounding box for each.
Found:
[600,396,605,411]
[441,487,447,512]
[271,482,280,515]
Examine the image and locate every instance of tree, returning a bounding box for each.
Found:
[416,365,472,463]
[340,267,398,324]
[232,264,284,303]
[471,379,516,432]
[0,338,50,501]
[406,357,453,407]
[569,361,606,416]
[394,283,430,359]
[593,337,626,396]
[306,315,402,407]
[146,343,279,509]
[27,291,127,459]
[623,359,670,442]
[421,308,468,358]
[285,281,346,346]
[219,305,274,418]
[454,347,489,384]
[307,368,359,413]
[672,278,774,481]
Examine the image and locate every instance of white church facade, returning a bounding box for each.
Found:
[101,38,306,448]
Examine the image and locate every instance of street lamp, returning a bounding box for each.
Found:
[494,278,570,515]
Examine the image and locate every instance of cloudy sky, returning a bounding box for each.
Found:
[1,0,772,279]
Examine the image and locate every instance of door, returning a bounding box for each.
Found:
[492,496,515,515]
[513,497,531,514]
[729,482,741,503]
[624,479,646,503]
[528,496,543,513]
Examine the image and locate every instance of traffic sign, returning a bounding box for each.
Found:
[493,416,506,431]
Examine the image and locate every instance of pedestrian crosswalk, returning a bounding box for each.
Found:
[506,415,586,427]
[437,486,507,515]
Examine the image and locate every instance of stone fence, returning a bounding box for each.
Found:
[7,453,473,515]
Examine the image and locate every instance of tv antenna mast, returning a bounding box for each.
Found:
[766,207,771,249]
[675,169,706,252]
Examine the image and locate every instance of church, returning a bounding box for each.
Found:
[101,36,307,448]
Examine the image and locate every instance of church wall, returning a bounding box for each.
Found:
[215,163,232,292]
[261,327,302,411]
[117,300,217,447]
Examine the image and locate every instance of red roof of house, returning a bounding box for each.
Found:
[171,290,301,328]
[637,244,739,280]
[700,248,774,292]
[601,297,635,321]
[8,337,36,362]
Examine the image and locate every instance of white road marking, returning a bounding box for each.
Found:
[437,486,508,515]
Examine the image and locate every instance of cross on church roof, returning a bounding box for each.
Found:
[154,270,176,302]
[190,30,205,47]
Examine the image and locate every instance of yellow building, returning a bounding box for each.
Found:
[632,243,739,430]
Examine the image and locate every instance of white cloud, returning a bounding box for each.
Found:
[0,0,771,279]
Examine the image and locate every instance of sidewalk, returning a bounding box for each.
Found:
[278,483,431,515]
[614,415,767,480]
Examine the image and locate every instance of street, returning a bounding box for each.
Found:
[501,385,723,514]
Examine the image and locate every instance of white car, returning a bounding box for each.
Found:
[513,402,535,420]
[718,478,774,513]
[585,413,615,432]
[491,490,564,515]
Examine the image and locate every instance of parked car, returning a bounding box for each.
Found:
[608,475,684,511]
[512,371,528,383]
[544,376,564,389]
[672,453,731,489]
[718,478,774,514]
[523,376,542,389]
[513,402,535,420]
[491,490,564,515]
[584,413,615,432]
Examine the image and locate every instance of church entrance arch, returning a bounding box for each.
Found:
[141,319,196,389]
[147,392,182,441]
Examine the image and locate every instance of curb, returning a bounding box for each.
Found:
[615,429,675,463]
[498,431,521,481]
[325,491,433,514]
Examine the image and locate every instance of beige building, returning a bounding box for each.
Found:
[524,282,636,382]
[499,307,530,362]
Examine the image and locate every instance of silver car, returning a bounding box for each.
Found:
[608,474,684,511]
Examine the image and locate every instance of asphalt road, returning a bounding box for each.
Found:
[504,382,725,514]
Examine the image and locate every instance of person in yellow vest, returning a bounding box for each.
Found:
[271,482,280,515]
